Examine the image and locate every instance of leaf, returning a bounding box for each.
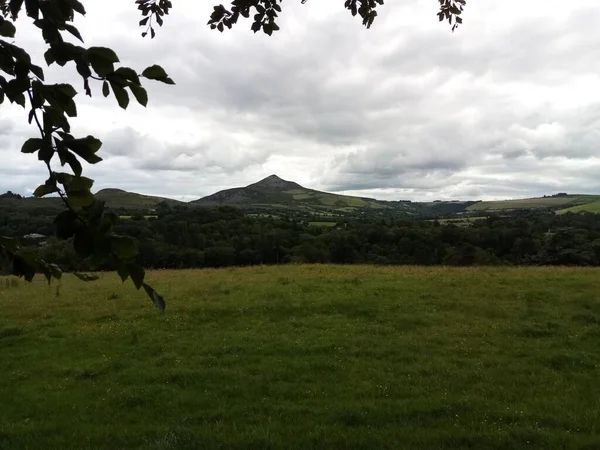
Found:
[88,55,114,77]
[86,46,119,63]
[126,262,145,289]
[29,64,44,80]
[12,253,36,282]
[143,282,166,311]
[73,227,94,258]
[63,135,103,164]
[110,235,138,260]
[141,64,168,80]
[66,0,86,16]
[64,151,83,176]
[116,263,129,282]
[21,138,43,153]
[54,210,78,239]
[9,0,24,19]
[73,272,99,282]
[76,60,91,78]
[102,80,110,97]
[128,84,148,107]
[33,182,59,197]
[115,67,140,85]
[64,24,83,42]
[109,81,129,109]
[0,19,16,38]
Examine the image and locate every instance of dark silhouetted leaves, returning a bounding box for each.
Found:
[129,83,148,107]
[110,235,139,260]
[143,282,165,311]
[21,137,43,153]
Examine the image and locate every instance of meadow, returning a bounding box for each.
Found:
[1,265,600,449]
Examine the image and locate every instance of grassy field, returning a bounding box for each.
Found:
[557,200,600,215]
[308,221,337,227]
[2,265,600,449]
[468,195,600,212]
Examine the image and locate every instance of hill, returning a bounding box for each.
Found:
[468,194,600,213]
[94,188,184,210]
[191,174,417,216]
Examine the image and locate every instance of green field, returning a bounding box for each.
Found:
[2,266,600,449]
[468,195,600,212]
[557,200,600,215]
[308,221,337,227]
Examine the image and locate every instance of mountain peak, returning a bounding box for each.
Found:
[249,174,303,190]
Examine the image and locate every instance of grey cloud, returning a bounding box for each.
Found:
[1,0,600,202]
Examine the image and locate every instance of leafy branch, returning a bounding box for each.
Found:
[0,0,172,310]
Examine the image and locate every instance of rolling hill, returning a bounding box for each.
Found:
[190,174,418,215]
[468,194,600,214]
[94,189,184,210]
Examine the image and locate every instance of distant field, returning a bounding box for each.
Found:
[468,195,600,212]
[2,266,600,449]
[427,217,486,225]
[557,200,600,215]
[308,221,337,227]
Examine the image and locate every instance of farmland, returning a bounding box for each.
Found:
[2,266,600,449]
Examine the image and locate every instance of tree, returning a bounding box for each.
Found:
[0,0,466,309]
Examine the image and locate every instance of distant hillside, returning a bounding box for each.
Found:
[95,189,184,210]
[191,175,418,216]
[468,195,600,213]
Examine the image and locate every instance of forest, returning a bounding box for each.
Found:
[2,194,600,272]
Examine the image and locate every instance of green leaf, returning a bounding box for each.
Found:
[116,263,129,283]
[109,81,129,109]
[0,19,16,38]
[66,0,86,16]
[54,210,78,239]
[12,253,36,282]
[73,227,94,258]
[115,67,140,85]
[143,282,166,311]
[63,135,103,164]
[21,138,43,153]
[110,235,138,260]
[128,84,148,107]
[64,24,83,42]
[141,64,168,80]
[63,151,83,176]
[88,55,114,77]
[126,262,145,289]
[29,64,44,80]
[33,182,59,197]
[86,46,119,63]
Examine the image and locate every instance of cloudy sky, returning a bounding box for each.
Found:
[2,0,600,201]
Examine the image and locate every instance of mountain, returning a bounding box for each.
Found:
[190,174,418,214]
[95,189,184,210]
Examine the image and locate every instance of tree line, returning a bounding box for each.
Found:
[2,200,600,272]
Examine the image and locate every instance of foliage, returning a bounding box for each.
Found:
[4,200,600,270]
[1,265,600,448]
[0,0,466,309]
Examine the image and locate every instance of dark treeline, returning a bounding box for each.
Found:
[2,201,600,271]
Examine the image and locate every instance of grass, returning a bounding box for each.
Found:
[2,265,600,449]
[308,221,337,227]
[467,195,600,212]
[426,217,486,225]
[557,200,600,215]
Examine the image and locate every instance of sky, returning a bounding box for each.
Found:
[1,0,600,202]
